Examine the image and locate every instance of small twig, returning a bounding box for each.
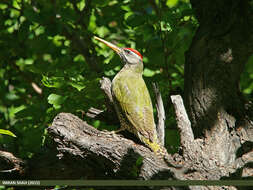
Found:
[86,107,104,118]
[171,95,194,151]
[152,82,166,146]
[0,168,19,173]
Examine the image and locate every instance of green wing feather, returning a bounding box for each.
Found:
[112,71,157,142]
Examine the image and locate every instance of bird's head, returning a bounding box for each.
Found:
[94,36,143,72]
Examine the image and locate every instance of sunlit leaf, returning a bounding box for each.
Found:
[48,94,67,109]
[136,156,143,166]
[68,82,85,91]
[166,0,179,8]
[42,76,65,88]
[143,68,157,77]
[0,129,17,137]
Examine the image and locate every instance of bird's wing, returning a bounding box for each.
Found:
[112,75,156,142]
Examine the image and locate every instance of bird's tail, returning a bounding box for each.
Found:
[139,135,173,165]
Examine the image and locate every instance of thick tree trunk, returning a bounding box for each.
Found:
[183,0,253,180]
[185,0,253,137]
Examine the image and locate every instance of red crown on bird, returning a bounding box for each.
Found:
[124,48,143,60]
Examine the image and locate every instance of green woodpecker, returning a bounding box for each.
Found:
[94,36,170,162]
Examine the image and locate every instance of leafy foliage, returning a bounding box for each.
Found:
[0,0,252,160]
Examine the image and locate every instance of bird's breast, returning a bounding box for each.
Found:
[112,71,141,94]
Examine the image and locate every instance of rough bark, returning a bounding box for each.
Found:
[184,0,253,137]
[182,0,253,183]
[47,112,180,180]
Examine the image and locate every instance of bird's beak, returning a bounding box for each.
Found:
[94,36,121,54]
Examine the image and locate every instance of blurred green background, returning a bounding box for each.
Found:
[0,0,252,162]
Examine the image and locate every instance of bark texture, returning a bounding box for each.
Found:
[184,0,253,137]
[181,0,253,186]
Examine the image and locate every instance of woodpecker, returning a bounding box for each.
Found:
[94,36,171,163]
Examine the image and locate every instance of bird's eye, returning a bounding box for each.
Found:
[125,49,130,54]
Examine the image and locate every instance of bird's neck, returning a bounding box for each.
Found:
[122,62,143,74]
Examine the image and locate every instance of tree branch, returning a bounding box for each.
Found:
[47,113,180,180]
[171,95,194,155]
[152,82,166,146]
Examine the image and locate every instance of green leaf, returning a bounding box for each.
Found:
[166,0,179,8]
[48,94,67,109]
[68,82,85,91]
[0,3,8,10]
[24,58,34,65]
[0,129,17,137]
[42,76,65,88]
[92,120,101,128]
[136,156,143,166]
[143,68,156,77]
